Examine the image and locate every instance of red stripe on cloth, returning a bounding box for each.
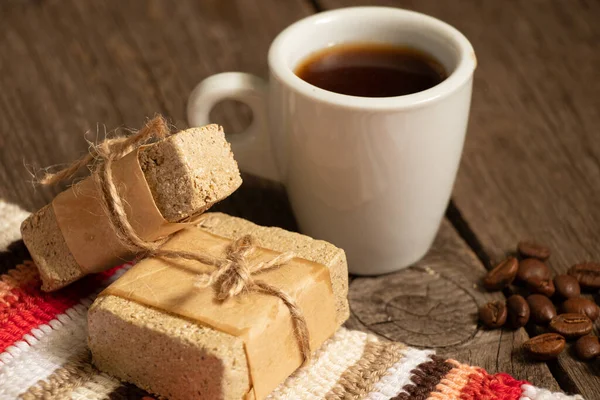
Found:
[459,369,528,400]
[0,266,122,353]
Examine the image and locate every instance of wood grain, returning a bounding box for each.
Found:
[322,0,600,396]
[347,219,559,390]
[0,0,312,212]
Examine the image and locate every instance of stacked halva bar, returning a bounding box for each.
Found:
[22,124,242,291]
[89,212,349,400]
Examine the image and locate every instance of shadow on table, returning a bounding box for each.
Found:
[0,239,30,275]
[212,173,297,232]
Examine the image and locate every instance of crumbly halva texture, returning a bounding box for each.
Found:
[89,295,249,400]
[21,125,241,292]
[139,125,242,221]
[20,204,81,291]
[88,212,349,400]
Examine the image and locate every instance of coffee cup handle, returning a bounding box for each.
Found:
[187,72,281,182]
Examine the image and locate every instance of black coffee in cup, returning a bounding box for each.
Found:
[295,43,447,97]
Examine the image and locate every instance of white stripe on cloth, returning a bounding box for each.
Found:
[0,267,128,400]
[520,384,585,400]
[267,328,372,400]
[365,347,435,400]
[0,305,89,400]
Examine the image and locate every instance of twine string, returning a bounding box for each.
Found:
[39,117,171,186]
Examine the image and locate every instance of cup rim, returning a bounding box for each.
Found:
[268,6,476,111]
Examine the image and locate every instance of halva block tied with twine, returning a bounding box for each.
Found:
[89,212,349,400]
[21,116,242,291]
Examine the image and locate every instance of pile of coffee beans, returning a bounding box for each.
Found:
[479,240,600,361]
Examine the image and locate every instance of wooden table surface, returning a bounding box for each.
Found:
[1,0,599,397]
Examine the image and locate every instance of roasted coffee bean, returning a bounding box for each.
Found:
[574,336,600,360]
[507,294,530,328]
[518,240,550,261]
[527,294,557,325]
[479,301,507,328]
[483,257,518,291]
[554,274,581,299]
[517,258,551,283]
[523,333,565,360]
[562,298,599,321]
[568,262,600,289]
[549,313,593,339]
[526,277,555,297]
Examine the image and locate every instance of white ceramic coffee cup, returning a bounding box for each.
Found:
[187,7,476,275]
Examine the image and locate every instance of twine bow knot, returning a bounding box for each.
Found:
[40,116,312,364]
[194,234,311,364]
[201,234,295,300]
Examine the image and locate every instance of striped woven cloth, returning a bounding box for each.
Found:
[0,200,584,400]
